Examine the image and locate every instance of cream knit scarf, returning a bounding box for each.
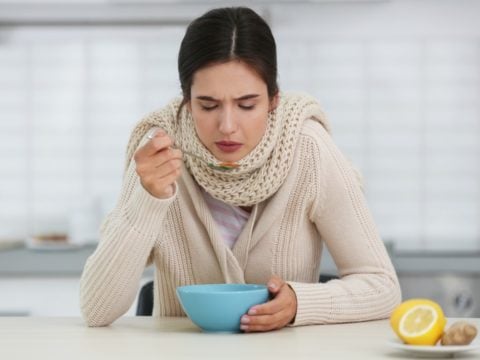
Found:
[126,92,331,206]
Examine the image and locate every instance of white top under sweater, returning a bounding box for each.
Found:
[201,188,250,249]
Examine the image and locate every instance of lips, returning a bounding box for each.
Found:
[215,140,243,153]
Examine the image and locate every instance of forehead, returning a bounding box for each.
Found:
[191,60,267,97]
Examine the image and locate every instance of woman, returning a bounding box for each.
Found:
[80,7,401,331]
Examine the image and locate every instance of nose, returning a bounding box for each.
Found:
[218,106,237,135]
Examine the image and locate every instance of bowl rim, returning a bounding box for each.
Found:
[176,283,268,294]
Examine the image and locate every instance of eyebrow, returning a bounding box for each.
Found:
[196,94,260,101]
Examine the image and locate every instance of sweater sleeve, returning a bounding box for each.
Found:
[79,132,177,327]
[287,123,401,326]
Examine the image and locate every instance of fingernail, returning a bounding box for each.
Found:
[148,129,164,139]
[268,283,277,290]
[241,316,250,324]
[248,308,257,315]
[240,325,248,331]
[147,129,156,139]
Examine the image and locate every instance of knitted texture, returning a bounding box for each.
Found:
[125,92,330,206]
[80,115,401,327]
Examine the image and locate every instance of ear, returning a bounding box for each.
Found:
[269,92,280,112]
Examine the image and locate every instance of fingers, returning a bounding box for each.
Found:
[266,275,285,295]
[134,127,183,199]
[241,280,297,333]
[140,169,180,199]
[241,308,292,332]
[135,147,182,179]
[136,128,174,158]
[153,148,183,171]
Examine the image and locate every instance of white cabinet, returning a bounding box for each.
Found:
[0,277,148,317]
[0,245,154,317]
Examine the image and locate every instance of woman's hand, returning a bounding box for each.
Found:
[134,129,183,199]
[240,275,297,332]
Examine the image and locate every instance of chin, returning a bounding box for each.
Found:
[212,147,249,163]
[216,153,245,163]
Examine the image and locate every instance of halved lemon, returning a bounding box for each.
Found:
[390,299,446,346]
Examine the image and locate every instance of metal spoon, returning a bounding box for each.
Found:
[147,129,239,171]
[179,149,240,171]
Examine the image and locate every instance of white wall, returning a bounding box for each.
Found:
[272,0,480,37]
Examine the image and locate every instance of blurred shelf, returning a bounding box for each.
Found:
[0,243,98,277]
[1,242,479,277]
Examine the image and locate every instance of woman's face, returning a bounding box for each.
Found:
[187,60,278,163]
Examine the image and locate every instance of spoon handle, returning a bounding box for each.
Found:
[178,148,238,171]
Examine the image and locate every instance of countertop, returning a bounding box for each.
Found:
[0,316,478,359]
[1,243,480,276]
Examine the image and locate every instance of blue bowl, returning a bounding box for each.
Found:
[176,284,269,333]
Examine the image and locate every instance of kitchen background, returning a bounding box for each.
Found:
[0,0,479,317]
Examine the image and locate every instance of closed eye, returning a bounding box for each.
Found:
[201,105,218,111]
[239,104,255,110]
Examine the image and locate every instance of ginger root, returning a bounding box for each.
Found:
[441,321,477,346]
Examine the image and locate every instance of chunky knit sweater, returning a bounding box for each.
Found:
[79,119,401,327]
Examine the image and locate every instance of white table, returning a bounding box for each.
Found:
[0,316,479,359]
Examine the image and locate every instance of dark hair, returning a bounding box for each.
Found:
[178,7,278,106]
